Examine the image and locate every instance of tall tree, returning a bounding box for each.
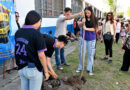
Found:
[127,7,130,18]
[105,0,117,14]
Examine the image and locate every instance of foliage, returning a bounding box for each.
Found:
[127,7,130,18]
[117,12,124,18]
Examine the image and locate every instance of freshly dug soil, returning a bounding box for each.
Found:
[41,75,86,90]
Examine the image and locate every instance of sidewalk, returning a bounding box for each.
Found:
[0,41,79,90]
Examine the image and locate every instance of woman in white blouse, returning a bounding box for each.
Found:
[102,12,116,64]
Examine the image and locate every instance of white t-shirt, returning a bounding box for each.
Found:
[116,22,121,33]
[99,25,102,30]
[55,14,67,37]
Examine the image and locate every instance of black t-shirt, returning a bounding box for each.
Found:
[85,19,95,28]
[42,34,55,58]
[15,28,47,72]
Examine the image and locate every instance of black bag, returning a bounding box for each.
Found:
[103,32,113,40]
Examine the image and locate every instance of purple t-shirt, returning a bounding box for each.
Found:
[82,30,96,41]
[82,19,97,41]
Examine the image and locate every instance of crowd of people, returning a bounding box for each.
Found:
[2,6,130,90]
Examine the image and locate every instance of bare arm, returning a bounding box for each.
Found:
[100,25,103,37]
[84,27,96,31]
[38,51,49,80]
[82,17,97,31]
[63,12,83,21]
[47,58,58,79]
[113,22,116,39]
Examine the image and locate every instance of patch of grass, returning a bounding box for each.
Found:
[54,40,130,90]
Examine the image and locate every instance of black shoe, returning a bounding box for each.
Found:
[57,66,63,70]
[62,63,70,66]
[87,70,90,73]
[102,57,108,61]
[119,68,128,72]
[6,70,11,74]
[12,67,18,70]
[108,60,112,64]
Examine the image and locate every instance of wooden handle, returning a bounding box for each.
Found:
[48,71,56,79]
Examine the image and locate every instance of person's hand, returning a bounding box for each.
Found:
[66,35,70,39]
[66,30,68,33]
[99,35,102,39]
[44,72,50,81]
[53,73,58,79]
[120,47,123,51]
[113,36,116,41]
[78,11,84,16]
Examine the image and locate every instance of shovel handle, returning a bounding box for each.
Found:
[48,71,56,79]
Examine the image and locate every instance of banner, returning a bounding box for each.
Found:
[0,0,18,65]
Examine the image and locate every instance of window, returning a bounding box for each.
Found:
[71,0,82,14]
[35,0,65,17]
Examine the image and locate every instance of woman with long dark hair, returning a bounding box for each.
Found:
[76,6,98,76]
[102,12,116,64]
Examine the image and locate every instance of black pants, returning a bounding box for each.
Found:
[116,33,120,43]
[104,38,113,57]
[121,50,130,71]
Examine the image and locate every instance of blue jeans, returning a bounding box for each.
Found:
[78,37,96,72]
[18,66,43,90]
[55,48,66,66]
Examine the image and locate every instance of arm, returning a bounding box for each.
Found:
[63,12,83,21]
[82,17,97,31]
[96,24,99,33]
[38,51,49,80]
[113,22,116,40]
[84,27,96,31]
[100,25,103,37]
[121,39,126,50]
[47,58,58,79]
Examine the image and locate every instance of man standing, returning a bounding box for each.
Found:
[15,11,20,29]
[55,7,83,70]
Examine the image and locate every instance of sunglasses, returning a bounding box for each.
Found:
[107,14,111,16]
[16,16,19,17]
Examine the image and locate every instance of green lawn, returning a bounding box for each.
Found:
[54,40,130,90]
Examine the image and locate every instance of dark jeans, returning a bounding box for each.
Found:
[116,33,120,43]
[104,37,113,57]
[55,48,66,66]
[121,50,130,71]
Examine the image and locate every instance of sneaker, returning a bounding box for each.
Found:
[61,63,70,66]
[57,66,63,70]
[102,57,108,61]
[89,72,94,76]
[108,60,112,64]
[76,70,81,73]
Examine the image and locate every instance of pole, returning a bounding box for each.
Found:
[3,59,5,79]
[80,0,85,79]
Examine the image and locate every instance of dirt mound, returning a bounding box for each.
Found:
[42,75,86,90]
[66,76,86,89]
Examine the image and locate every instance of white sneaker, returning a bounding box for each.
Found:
[89,72,94,76]
[76,70,81,73]
[57,66,63,70]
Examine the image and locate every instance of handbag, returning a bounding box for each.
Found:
[103,32,112,40]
